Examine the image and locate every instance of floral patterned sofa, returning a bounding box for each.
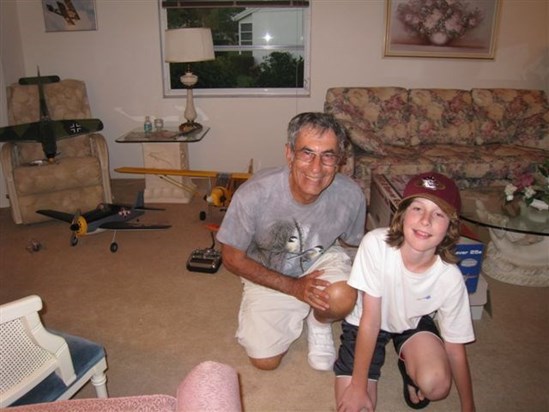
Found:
[325,87,549,200]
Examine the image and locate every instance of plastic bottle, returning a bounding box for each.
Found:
[144,116,153,133]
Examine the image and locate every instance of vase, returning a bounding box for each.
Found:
[429,32,450,46]
[501,198,521,217]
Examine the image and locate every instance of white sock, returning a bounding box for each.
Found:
[308,312,330,328]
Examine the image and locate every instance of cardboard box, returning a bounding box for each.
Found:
[469,275,489,320]
[456,236,485,293]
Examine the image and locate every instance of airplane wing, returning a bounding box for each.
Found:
[99,222,171,231]
[36,209,74,223]
[114,167,252,181]
[54,118,104,139]
[0,119,104,143]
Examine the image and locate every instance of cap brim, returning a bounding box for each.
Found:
[400,194,457,217]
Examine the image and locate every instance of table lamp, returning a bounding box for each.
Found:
[164,27,215,133]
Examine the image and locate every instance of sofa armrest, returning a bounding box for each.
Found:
[177,361,241,412]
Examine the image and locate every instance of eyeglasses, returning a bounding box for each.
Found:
[294,148,341,166]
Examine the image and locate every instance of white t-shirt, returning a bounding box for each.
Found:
[346,228,475,344]
[217,166,366,278]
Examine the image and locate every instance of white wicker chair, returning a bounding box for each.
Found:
[0,295,108,407]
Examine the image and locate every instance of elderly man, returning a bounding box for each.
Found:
[217,112,366,371]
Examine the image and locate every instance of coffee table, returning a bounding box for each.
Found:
[460,187,548,287]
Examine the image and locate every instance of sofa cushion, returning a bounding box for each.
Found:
[325,87,410,150]
[471,88,549,146]
[353,143,548,200]
[408,89,477,146]
[338,120,386,155]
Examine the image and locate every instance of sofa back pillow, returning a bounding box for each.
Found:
[408,89,477,146]
[325,87,409,153]
[472,88,549,147]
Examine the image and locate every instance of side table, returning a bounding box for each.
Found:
[116,127,209,203]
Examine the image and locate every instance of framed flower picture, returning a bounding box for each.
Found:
[42,0,97,32]
[384,0,501,59]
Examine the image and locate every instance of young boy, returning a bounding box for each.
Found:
[334,172,475,412]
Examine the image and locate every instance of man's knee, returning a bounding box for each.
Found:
[249,353,285,370]
[316,281,357,322]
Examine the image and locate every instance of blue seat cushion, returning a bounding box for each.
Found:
[11,330,105,406]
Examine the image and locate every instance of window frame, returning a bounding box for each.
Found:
[158,0,311,98]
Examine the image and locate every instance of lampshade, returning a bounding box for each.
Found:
[164,28,215,63]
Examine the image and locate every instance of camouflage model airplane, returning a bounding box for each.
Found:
[0,69,104,161]
[36,191,171,253]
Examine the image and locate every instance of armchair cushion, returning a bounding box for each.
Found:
[12,332,106,406]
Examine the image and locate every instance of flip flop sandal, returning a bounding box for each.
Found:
[398,359,431,409]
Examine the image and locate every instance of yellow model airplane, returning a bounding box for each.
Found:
[114,166,252,220]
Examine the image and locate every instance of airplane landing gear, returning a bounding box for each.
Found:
[110,231,118,253]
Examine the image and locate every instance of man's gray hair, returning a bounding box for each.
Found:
[287,112,347,154]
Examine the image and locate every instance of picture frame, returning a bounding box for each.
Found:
[42,0,97,32]
[384,0,501,59]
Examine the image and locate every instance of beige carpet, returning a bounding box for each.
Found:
[1,179,548,412]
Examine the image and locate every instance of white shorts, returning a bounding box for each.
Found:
[236,245,353,359]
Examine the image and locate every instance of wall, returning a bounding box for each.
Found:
[1,0,548,209]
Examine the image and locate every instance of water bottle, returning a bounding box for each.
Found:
[144,116,153,133]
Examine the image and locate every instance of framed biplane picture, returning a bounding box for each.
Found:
[42,0,97,32]
[384,0,501,59]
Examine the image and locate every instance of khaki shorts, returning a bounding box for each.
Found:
[236,245,353,359]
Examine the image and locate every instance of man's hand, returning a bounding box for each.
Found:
[221,243,332,311]
[291,270,331,311]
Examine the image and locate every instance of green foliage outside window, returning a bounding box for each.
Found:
[167,7,305,90]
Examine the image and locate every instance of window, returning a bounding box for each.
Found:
[159,0,310,97]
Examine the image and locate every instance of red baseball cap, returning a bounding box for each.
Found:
[402,172,461,217]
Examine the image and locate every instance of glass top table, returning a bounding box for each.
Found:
[460,187,548,237]
[115,126,210,143]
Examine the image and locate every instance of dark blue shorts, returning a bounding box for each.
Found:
[333,315,440,380]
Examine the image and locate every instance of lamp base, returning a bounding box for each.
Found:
[179,121,203,135]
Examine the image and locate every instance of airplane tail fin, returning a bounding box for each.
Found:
[133,191,164,211]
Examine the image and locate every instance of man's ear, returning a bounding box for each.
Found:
[285,143,294,165]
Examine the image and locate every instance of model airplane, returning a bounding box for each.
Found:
[114,166,253,221]
[0,68,104,161]
[45,0,80,25]
[36,192,171,253]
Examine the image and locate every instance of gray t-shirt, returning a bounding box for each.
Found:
[217,166,366,278]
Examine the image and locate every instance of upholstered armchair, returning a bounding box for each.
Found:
[0,79,112,224]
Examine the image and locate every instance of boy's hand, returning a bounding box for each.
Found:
[337,383,374,412]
